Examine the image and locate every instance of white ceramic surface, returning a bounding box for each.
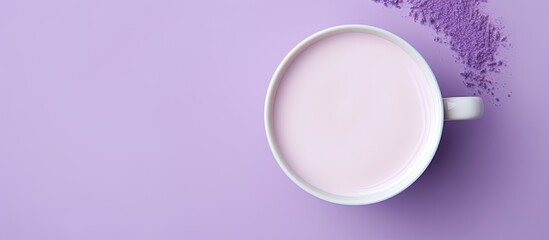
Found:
[264,25,483,205]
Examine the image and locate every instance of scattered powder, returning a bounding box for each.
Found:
[372,0,508,102]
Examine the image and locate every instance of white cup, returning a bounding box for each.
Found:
[264,25,483,205]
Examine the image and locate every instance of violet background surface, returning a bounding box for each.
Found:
[0,1,547,239]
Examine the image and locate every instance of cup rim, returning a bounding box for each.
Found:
[264,24,444,205]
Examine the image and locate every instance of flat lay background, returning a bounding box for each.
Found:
[1,0,547,239]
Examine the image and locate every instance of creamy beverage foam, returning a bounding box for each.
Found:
[272,31,437,197]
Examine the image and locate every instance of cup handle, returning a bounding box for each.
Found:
[443,97,484,121]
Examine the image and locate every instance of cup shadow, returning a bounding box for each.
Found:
[350,113,506,223]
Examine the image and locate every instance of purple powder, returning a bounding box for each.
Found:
[373,0,507,102]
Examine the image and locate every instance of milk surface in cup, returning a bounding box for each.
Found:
[271,31,439,197]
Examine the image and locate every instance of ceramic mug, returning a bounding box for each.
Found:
[264,25,483,205]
